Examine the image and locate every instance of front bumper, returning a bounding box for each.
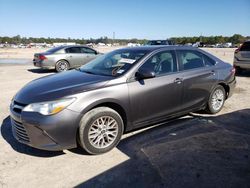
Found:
[10,107,81,151]
[227,78,236,98]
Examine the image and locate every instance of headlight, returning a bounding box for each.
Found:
[10,97,14,108]
[23,98,76,115]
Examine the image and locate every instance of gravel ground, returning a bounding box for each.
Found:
[0,48,250,188]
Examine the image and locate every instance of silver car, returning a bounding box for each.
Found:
[234,41,250,73]
[33,45,100,72]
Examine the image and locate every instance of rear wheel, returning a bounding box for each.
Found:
[78,107,124,154]
[55,60,69,72]
[206,85,226,114]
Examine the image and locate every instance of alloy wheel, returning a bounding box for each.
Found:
[211,89,224,111]
[88,116,119,149]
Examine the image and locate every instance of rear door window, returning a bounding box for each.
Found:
[177,50,205,71]
[65,47,81,53]
[203,54,216,67]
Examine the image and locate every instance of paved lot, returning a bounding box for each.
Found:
[0,49,250,187]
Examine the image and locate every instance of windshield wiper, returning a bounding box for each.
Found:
[77,68,113,77]
[76,68,95,75]
[82,70,96,75]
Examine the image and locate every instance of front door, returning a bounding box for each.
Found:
[65,47,84,67]
[128,50,183,128]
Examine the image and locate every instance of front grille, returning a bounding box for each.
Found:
[12,101,27,114]
[12,119,30,143]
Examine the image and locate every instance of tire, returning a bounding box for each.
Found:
[206,85,226,114]
[78,107,124,154]
[55,60,69,72]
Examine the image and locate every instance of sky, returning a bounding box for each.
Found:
[0,0,249,39]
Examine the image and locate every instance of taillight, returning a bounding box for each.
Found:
[39,55,47,60]
[235,45,242,54]
[231,67,236,75]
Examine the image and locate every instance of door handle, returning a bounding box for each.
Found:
[174,78,183,84]
[210,70,215,75]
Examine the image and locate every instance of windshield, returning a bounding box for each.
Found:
[79,49,149,77]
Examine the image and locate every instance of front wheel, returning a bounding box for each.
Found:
[206,85,226,114]
[78,107,124,154]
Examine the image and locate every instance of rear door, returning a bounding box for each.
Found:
[128,50,183,128]
[176,50,217,111]
[236,41,250,61]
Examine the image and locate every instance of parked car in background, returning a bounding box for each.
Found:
[11,46,236,154]
[234,41,250,73]
[33,45,100,72]
[146,40,175,45]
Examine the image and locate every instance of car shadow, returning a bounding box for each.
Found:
[0,116,64,157]
[2,109,250,187]
[27,68,55,74]
[75,109,250,188]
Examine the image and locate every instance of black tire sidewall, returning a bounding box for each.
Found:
[207,85,226,114]
[79,107,124,154]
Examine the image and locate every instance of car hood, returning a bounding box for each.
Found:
[15,70,113,104]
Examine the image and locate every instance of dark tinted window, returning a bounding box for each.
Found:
[80,47,96,54]
[139,51,177,76]
[177,50,204,70]
[240,42,250,51]
[147,40,174,45]
[203,54,216,66]
[65,47,81,53]
[46,46,65,53]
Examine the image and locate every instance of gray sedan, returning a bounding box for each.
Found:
[11,46,236,154]
[33,45,100,72]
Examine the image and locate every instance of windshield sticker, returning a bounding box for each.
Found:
[117,69,125,74]
[118,58,136,64]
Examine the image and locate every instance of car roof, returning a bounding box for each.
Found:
[58,45,93,49]
[148,39,173,42]
[119,45,199,52]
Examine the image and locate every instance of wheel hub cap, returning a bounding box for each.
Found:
[88,116,118,149]
[58,62,67,71]
[211,89,224,111]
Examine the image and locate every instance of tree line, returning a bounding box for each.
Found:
[171,34,249,45]
[0,35,147,45]
[0,34,249,45]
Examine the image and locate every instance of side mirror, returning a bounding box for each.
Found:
[135,68,155,80]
